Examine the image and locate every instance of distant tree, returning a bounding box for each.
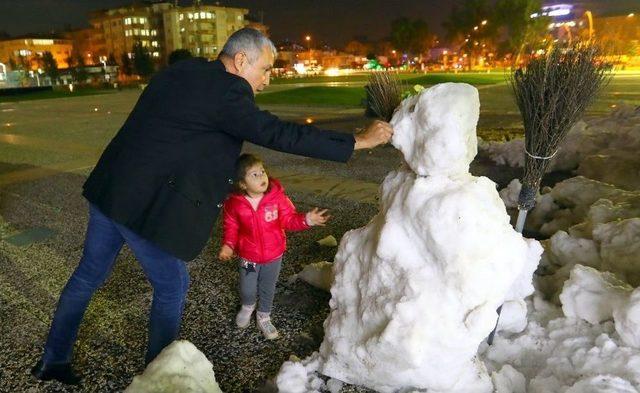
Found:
[41,51,59,82]
[390,18,432,57]
[8,57,17,71]
[273,58,289,69]
[443,0,497,69]
[344,40,370,56]
[107,53,118,66]
[132,42,154,79]
[74,54,88,83]
[374,40,394,56]
[17,55,30,71]
[168,49,192,65]
[66,54,77,69]
[495,0,549,61]
[443,0,494,42]
[120,52,133,76]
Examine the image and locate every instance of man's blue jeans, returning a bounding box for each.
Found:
[41,204,190,365]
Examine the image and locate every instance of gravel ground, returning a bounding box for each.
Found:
[0,166,380,393]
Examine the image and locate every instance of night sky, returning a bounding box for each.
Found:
[0,0,637,47]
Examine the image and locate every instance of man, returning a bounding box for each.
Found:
[32,28,393,385]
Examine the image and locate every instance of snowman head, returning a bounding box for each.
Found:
[390,83,480,177]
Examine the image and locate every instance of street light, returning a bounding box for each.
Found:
[584,10,593,41]
[304,35,313,65]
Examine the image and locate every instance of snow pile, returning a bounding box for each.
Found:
[482,293,640,392]
[499,176,640,303]
[279,83,542,393]
[481,105,640,190]
[125,340,222,393]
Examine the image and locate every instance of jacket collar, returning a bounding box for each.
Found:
[228,178,283,205]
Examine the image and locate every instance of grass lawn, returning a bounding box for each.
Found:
[259,73,640,112]
[256,86,366,106]
[270,71,508,85]
[0,88,116,103]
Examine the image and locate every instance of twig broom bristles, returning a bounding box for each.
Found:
[365,72,404,122]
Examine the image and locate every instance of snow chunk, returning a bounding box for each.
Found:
[492,364,526,393]
[614,288,640,349]
[295,261,334,291]
[565,375,639,393]
[559,265,632,324]
[125,340,222,393]
[276,354,325,393]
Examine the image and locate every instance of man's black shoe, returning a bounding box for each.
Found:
[31,360,81,385]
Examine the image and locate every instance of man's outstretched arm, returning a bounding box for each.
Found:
[218,79,393,161]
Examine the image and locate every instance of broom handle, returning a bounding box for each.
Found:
[487,208,529,345]
[515,208,528,234]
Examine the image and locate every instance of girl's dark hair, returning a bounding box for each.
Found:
[233,153,264,193]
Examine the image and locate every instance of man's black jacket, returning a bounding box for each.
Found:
[82,58,354,261]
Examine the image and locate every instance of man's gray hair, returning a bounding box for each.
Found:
[220,28,277,63]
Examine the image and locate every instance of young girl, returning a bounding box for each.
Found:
[218,154,329,339]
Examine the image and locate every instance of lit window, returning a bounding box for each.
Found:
[194,13,199,20]
[153,52,160,57]
[180,13,184,21]
[188,13,193,19]
[206,12,212,19]
[127,53,133,59]
[237,15,242,20]
[125,18,131,25]
[200,11,206,19]
[151,30,157,36]
[142,41,149,47]
[152,41,159,47]
[125,30,131,37]
[134,29,140,35]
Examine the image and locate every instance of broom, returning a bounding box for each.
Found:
[487,43,611,345]
[365,71,404,122]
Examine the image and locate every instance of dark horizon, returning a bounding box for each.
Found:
[0,0,637,47]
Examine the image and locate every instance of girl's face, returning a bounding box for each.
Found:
[241,163,268,196]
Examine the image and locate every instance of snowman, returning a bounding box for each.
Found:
[314,83,543,392]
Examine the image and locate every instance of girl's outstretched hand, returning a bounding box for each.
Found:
[218,244,234,262]
[306,208,331,226]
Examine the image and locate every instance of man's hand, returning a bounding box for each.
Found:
[354,120,394,150]
[218,244,234,262]
[306,208,330,226]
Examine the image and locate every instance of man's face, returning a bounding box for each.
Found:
[237,46,274,94]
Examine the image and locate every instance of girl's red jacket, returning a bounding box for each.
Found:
[221,178,309,263]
